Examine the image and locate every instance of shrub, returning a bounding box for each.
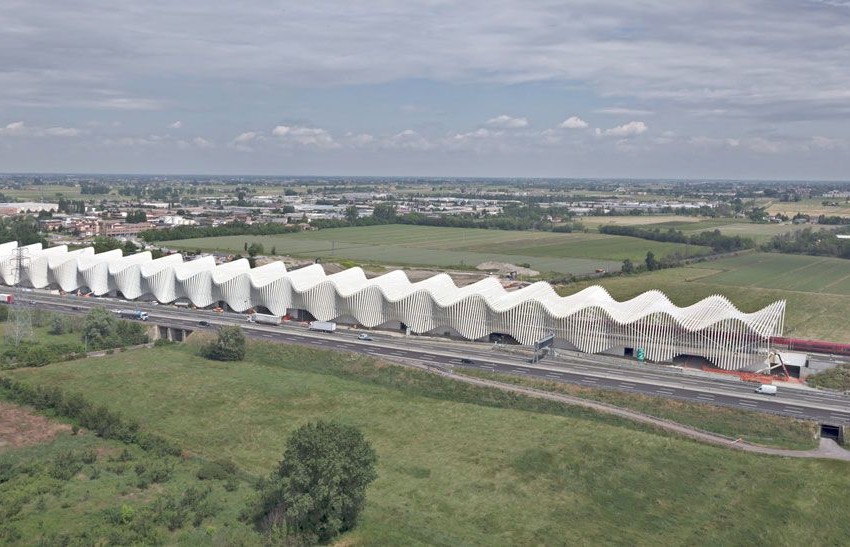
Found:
[201,326,246,361]
[196,459,238,481]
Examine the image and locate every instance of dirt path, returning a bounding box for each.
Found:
[441,370,850,461]
[0,401,71,450]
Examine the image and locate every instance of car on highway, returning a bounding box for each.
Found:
[460,358,474,365]
[198,320,210,327]
[71,306,81,311]
[357,333,373,341]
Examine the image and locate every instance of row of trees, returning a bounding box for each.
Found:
[139,221,299,243]
[599,225,755,254]
[761,227,850,259]
[313,202,586,233]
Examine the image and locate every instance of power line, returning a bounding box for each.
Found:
[6,246,34,346]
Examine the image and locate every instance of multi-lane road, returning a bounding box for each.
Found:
[20,292,850,426]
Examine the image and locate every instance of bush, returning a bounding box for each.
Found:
[201,326,246,361]
[196,459,238,481]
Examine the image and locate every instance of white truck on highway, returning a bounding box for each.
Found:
[248,313,282,325]
[754,384,777,395]
[308,320,337,333]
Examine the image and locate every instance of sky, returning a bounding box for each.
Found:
[2,0,850,180]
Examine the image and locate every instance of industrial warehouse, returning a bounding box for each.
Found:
[0,241,786,370]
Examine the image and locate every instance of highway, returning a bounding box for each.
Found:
[20,291,850,426]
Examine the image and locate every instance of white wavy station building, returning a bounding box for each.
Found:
[0,241,786,370]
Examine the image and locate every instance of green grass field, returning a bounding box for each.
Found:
[163,225,710,274]
[561,252,850,341]
[579,216,820,243]
[5,342,850,544]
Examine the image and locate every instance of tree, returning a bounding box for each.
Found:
[249,421,378,542]
[621,258,635,274]
[644,251,659,272]
[48,315,66,335]
[345,205,359,224]
[82,307,118,349]
[371,203,397,223]
[247,242,264,257]
[92,236,124,254]
[202,325,246,361]
[123,240,138,255]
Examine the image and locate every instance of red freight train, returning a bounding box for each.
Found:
[771,336,850,356]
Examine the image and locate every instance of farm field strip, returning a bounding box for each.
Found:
[163,225,709,273]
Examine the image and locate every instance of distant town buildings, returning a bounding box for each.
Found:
[0,202,58,215]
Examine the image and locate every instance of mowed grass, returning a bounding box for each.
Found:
[561,252,850,342]
[6,342,850,545]
[163,225,709,274]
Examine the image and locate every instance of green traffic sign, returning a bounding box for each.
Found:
[636,347,645,362]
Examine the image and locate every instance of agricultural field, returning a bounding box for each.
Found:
[580,215,821,243]
[1,185,95,201]
[163,225,710,274]
[562,252,850,342]
[576,215,717,228]
[766,198,850,219]
[4,341,850,545]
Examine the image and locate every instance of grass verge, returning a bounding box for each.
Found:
[455,368,818,450]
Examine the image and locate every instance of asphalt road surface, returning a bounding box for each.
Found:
[19,292,850,426]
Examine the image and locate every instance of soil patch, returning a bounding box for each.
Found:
[476,261,539,277]
[0,401,71,450]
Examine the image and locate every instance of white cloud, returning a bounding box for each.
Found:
[169,120,183,129]
[452,128,494,141]
[383,129,433,151]
[486,115,528,129]
[810,136,847,150]
[0,121,81,138]
[272,125,338,149]
[230,131,262,151]
[559,116,588,129]
[0,121,26,135]
[598,121,648,137]
[192,136,214,148]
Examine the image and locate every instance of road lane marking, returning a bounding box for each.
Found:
[738,401,757,407]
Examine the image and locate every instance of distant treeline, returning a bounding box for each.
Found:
[140,221,299,242]
[312,203,585,233]
[598,225,755,253]
[761,227,850,259]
